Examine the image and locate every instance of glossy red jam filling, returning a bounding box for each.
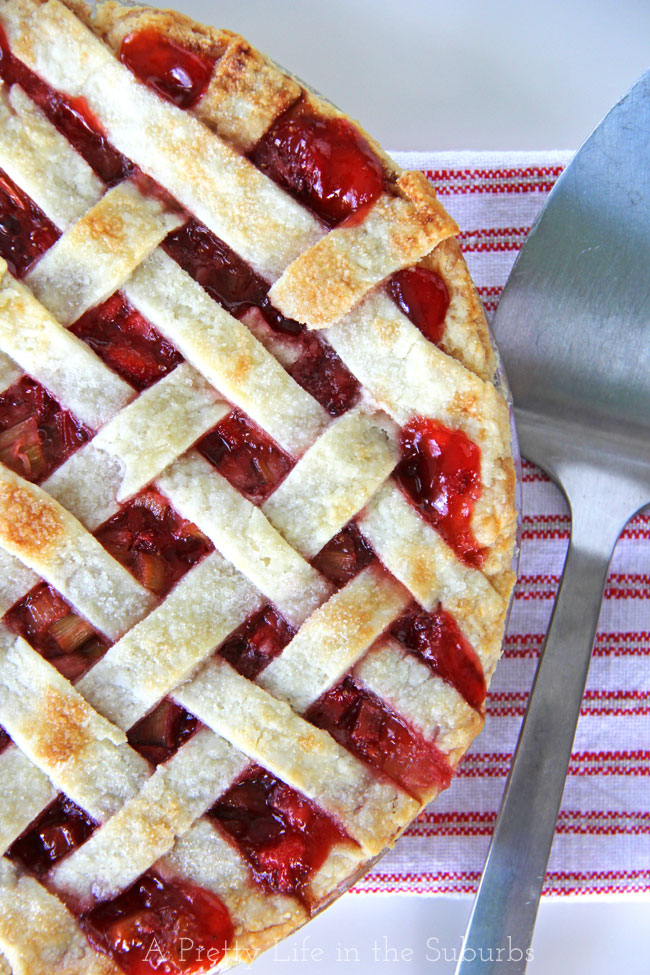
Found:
[84,871,233,975]
[311,522,375,588]
[71,293,183,391]
[121,29,215,110]
[391,604,486,710]
[164,220,360,415]
[388,266,450,346]
[94,490,213,596]
[218,605,295,680]
[0,377,90,483]
[210,766,348,904]
[127,699,198,766]
[197,410,294,505]
[0,168,60,277]
[306,675,452,801]
[164,219,269,315]
[290,332,361,416]
[5,583,110,681]
[396,416,484,567]
[0,724,11,754]
[250,99,385,227]
[8,794,97,876]
[0,26,132,185]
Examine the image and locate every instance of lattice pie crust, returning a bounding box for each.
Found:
[0,1,517,972]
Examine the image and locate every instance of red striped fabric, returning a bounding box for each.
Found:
[354,152,650,899]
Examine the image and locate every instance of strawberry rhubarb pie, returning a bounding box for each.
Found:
[0,1,517,972]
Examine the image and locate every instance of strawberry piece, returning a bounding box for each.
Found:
[251,100,385,226]
[307,676,452,800]
[390,603,486,709]
[210,767,349,903]
[95,490,213,595]
[198,411,294,505]
[388,266,450,346]
[0,169,60,277]
[0,377,89,483]
[71,293,182,391]
[84,871,233,974]
[5,583,109,680]
[121,29,215,109]
[128,699,198,766]
[8,795,97,876]
[289,333,361,416]
[218,605,295,679]
[0,26,130,184]
[311,522,374,587]
[395,416,484,567]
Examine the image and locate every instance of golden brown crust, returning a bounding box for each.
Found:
[269,189,458,328]
[0,479,62,557]
[36,687,90,766]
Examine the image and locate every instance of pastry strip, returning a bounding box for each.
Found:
[0,626,149,820]
[158,451,331,627]
[124,249,329,456]
[258,565,410,712]
[262,408,399,558]
[48,362,229,509]
[0,466,155,640]
[0,81,104,229]
[327,289,516,567]
[0,746,56,854]
[269,177,457,328]
[0,259,134,429]
[355,637,482,764]
[359,480,507,678]
[78,550,263,730]
[162,819,307,959]
[50,728,248,906]
[0,859,121,975]
[25,180,184,325]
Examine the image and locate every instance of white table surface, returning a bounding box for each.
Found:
[171,3,649,971]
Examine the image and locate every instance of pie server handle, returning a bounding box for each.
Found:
[454,488,631,974]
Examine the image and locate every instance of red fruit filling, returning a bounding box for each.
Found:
[5,582,110,681]
[0,168,60,277]
[396,416,484,567]
[289,332,361,416]
[390,604,486,710]
[0,725,11,754]
[71,292,183,391]
[94,490,213,596]
[197,410,294,505]
[164,220,360,415]
[121,29,215,110]
[388,266,450,346]
[306,675,452,801]
[250,99,385,227]
[218,605,295,680]
[7,794,97,877]
[127,699,198,766]
[311,522,374,588]
[0,377,90,483]
[209,766,349,904]
[84,871,233,975]
[0,26,132,185]
[164,219,269,315]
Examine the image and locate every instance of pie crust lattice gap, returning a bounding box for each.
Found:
[0,1,517,972]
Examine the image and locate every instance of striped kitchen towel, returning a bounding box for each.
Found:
[353,151,650,899]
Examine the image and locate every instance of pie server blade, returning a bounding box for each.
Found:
[456,69,650,974]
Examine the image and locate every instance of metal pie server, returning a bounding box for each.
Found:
[456,70,650,974]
